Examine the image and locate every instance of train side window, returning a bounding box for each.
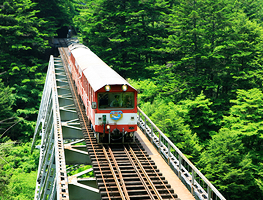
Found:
[78,66,82,77]
[90,87,93,102]
[83,77,87,94]
[88,84,90,100]
[87,83,89,99]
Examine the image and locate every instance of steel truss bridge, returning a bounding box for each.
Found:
[31,40,226,200]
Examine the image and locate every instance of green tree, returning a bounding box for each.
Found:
[216,88,263,198]
[0,0,50,140]
[255,163,263,194]
[0,141,39,199]
[0,141,13,198]
[73,0,170,79]
[0,0,49,83]
[150,64,193,103]
[178,92,217,141]
[226,12,263,90]
[140,98,202,161]
[7,171,37,200]
[129,79,158,105]
[222,88,263,146]
[236,0,263,22]
[154,0,209,97]
[32,0,75,38]
[198,129,259,199]
[152,0,263,107]
[0,79,14,137]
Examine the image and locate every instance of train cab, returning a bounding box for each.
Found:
[93,84,137,143]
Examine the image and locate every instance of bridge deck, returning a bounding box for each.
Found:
[135,128,195,200]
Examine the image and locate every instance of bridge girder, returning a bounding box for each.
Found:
[32,56,100,200]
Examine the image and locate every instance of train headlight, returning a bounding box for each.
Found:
[107,125,110,130]
[122,84,128,91]
[105,85,111,91]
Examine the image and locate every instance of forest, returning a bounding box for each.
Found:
[1,0,263,199]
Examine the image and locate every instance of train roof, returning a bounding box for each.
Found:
[69,43,136,92]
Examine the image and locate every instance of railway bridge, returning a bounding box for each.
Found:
[31,39,226,200]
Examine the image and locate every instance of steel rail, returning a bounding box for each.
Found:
[102,146,128,200]
[58,44,113,199]
[128,145,163,200]
[124,146,156,200]
[107,146,130,200]
[134,141,177,200]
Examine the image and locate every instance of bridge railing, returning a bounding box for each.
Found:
[137,107,226,200]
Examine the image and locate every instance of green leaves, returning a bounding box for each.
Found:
[140,98,202,161]
[0,0,53,141]
[0,0,76,199]
[150,0,263,107]
[7,171,37,200]
[73,0,170,78]
[0,79,14,137]
[223,89,263,134]
[198,129,259,199]
[212,89,263,197]
[179,92,218,140]
[0,0,262,198]
[0,141,39,199]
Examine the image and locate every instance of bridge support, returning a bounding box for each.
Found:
[32,56,100,200]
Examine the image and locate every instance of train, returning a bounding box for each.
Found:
[67,43,138,144]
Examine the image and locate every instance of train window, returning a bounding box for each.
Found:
[88,84,90,99]
[78,65,82,77]
[98,92,134,109]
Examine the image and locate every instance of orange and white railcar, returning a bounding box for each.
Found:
[68,43,137,143]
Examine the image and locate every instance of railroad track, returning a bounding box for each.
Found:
[58,39,180,200]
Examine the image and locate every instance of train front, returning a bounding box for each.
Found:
[94,84,137,144]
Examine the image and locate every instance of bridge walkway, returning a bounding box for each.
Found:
[136,129,195,200]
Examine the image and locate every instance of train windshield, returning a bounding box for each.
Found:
[98,92,134,109]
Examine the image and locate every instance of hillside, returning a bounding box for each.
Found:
[1,0,263,199]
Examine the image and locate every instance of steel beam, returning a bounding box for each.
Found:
[32,56,99,200]
[68,169,99,200]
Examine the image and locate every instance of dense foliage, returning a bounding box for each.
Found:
[0,0,73,198]
[1,0,263,199]
[72,0,263,198]
[0,141,39,200]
